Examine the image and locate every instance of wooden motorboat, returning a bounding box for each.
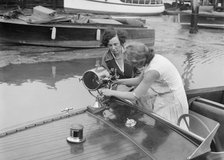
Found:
[63,0,165,16]
[0,6,155,48]
[0,94,224,159]
[1,67,224,160]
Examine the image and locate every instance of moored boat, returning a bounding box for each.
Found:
[0,0,165,16]
[179,10,224,29]
[0,6,155,48]
[179,0,224,29]
[63,0,165,16]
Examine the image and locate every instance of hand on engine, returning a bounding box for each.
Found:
[99,89,114,97]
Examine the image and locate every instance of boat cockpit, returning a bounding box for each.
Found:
[82,66,224,159]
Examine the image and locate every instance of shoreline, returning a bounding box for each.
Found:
[0,46,106,68]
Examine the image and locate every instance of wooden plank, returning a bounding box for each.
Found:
[0,112,148,160]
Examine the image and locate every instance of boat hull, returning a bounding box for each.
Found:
[0,19,155,48]
[64,0,165,16]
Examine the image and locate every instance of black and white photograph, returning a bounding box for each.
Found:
[0,0,224,159]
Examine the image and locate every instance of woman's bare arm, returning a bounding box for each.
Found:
[133,70,159,98]
[101,70,160,101]
[115,72,143,86]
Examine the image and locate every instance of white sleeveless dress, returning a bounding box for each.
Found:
[138,54,188,126]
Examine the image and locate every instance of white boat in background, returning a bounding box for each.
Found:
[63,0,165,16]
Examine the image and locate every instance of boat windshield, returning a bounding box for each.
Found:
[92,97,201,160]
[120,0,163,4]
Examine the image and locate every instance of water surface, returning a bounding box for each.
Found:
[0,15,224,130]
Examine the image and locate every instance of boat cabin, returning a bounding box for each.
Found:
[1,0,165,9]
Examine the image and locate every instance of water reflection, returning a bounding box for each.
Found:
[182,52,195,90]
[70,143,84,155]
[0,59,97,130]
[0,59,96,87]
[181,49,224,90]
[148,15,224,90]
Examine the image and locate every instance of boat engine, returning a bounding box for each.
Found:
[81,66,118,97]
[82,66,110,91]
[81,66,117,113]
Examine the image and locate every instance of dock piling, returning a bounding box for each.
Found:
[189,0,200,33]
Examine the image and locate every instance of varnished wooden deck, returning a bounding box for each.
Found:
[0,111,148,160]
[0,97,204,160]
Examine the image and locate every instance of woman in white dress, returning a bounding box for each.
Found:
[100,42,188,127]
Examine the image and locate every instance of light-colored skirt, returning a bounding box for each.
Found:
[137,88,188,129]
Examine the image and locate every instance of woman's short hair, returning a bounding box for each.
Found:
[125,42,155,65]
[101,28,127,47]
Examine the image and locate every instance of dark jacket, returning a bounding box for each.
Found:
[101,50,139,79]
